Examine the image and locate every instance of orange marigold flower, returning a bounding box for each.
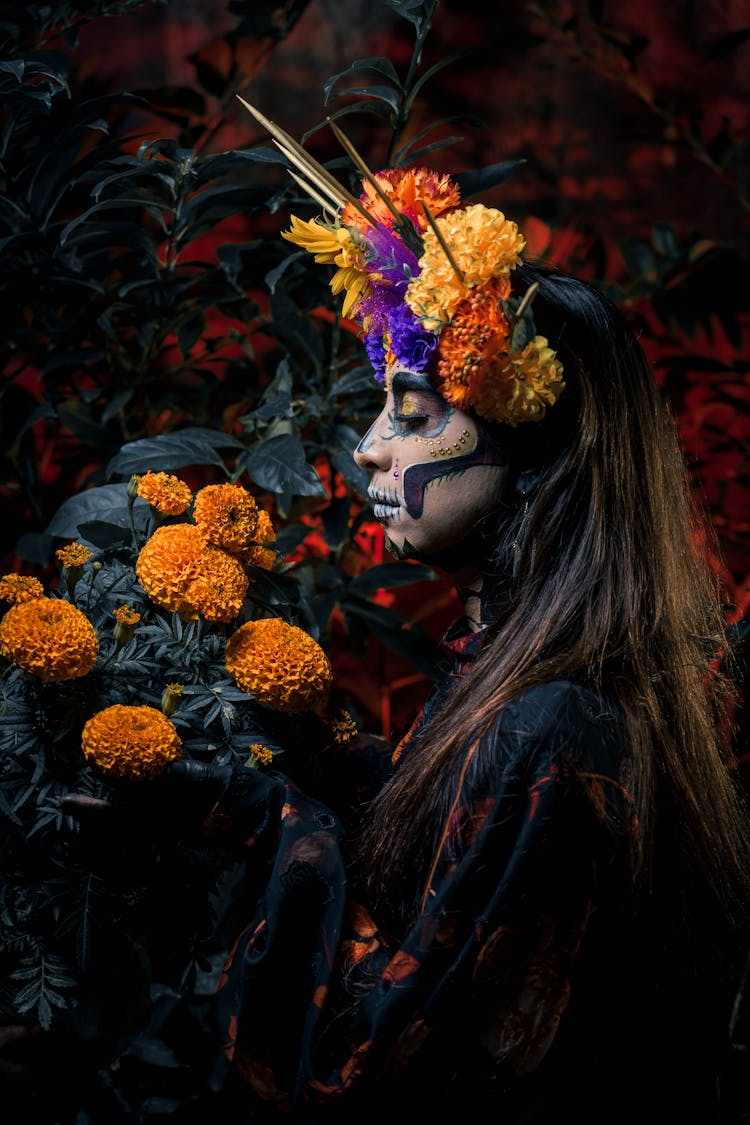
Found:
[470,334,565,426]
[56,542,94,569]
[225,618,332,712]
[330,709,357,744]
[136,524,248,621]
[405,205,525,331]
[342,167,461,235]
[434,277,513,410]
[185,544,249,623]
[237,510,277,570]
[193,483,259,553]
[137,471,192,516]
[0,598,98,681]
[81,704,182,780]
[248,743,274,767]
[136,524,207,618]
[0,574,45,605]
[113,605,141,626]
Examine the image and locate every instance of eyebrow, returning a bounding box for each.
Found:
[392,370,433,395]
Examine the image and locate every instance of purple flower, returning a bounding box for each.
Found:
[364,332,387,382]
[364,225,420,290]
[388,305,439,373]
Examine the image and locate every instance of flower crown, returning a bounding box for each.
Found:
[238,99,565,427]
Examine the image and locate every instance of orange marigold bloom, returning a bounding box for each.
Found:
[137,471,192,516]
[185,544,249,623]
[434,277,513,410]
[193,483,259,553]
[470,335,566,426]
[113,605,141,626]
[341,167,461,235]
[0,598,98,681]
[330,709,357,744]
[225,618,332,712]
[136,524,207,618]
[56,542,94,569]
[237,509,277,570]
[136,524,248,621]
[248,743,274,767]
[0,574,45,605]
[81,704,182,780]
[405,205,524,331]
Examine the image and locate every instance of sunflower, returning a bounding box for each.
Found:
[281,215,370,319]
[137,471,192,516]
[0,597,98,681]
[81,704,182,780]
[225,617,332,712]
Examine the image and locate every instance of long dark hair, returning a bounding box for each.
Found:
[358,263,749,946]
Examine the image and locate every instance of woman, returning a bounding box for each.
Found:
[206,135,750,1124]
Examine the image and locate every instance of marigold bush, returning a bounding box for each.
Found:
[81,704,182,780]
[225,617,332,712]
[0,597,98,681]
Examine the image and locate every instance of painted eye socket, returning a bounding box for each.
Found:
[394,412,428,429]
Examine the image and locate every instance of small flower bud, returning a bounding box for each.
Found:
[127,474,142,500]
[161,682,184,716]
[247,743,273,768]
[112,605,140,648]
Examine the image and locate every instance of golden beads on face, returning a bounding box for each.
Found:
[421,429,471,458]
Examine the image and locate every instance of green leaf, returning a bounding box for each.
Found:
[322,57,402,105]
[46,484,132,537]
[243,434,326,497]
[106,428,245,478]
[347,561,436,595]
[454,159,526,199]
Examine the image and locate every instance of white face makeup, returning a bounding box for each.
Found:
[353,366,510,558]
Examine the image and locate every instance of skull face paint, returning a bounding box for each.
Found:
[354,366,510,557]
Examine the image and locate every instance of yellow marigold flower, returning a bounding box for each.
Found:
[81,704,182,780]
[471,335,566,426]
[185,544,249,623]
[56,542,94,569]
[0,598,98,681]
[161,682,183,716]
[330,709,357,744]
[434,276,513,411]
[193,483,259,553]
[225,618,332,712]
[406,205,525,331]
[0,574,45,605]
[248,743,274,767]
[136,470,192,516]
[281,215,370,319]
[341,167,461,235]
[136,524,206,618]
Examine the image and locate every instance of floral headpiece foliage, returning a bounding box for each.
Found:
[241,97,566,427]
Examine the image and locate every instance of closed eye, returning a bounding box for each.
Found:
[394,413,428,428]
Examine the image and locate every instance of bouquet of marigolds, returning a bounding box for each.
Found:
[0,459,360,1120]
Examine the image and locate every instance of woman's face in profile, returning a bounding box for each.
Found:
[353,365,510,558]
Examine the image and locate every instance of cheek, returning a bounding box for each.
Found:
[401,429,507,519]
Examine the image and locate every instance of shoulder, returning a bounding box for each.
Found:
[487,680,630,780]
